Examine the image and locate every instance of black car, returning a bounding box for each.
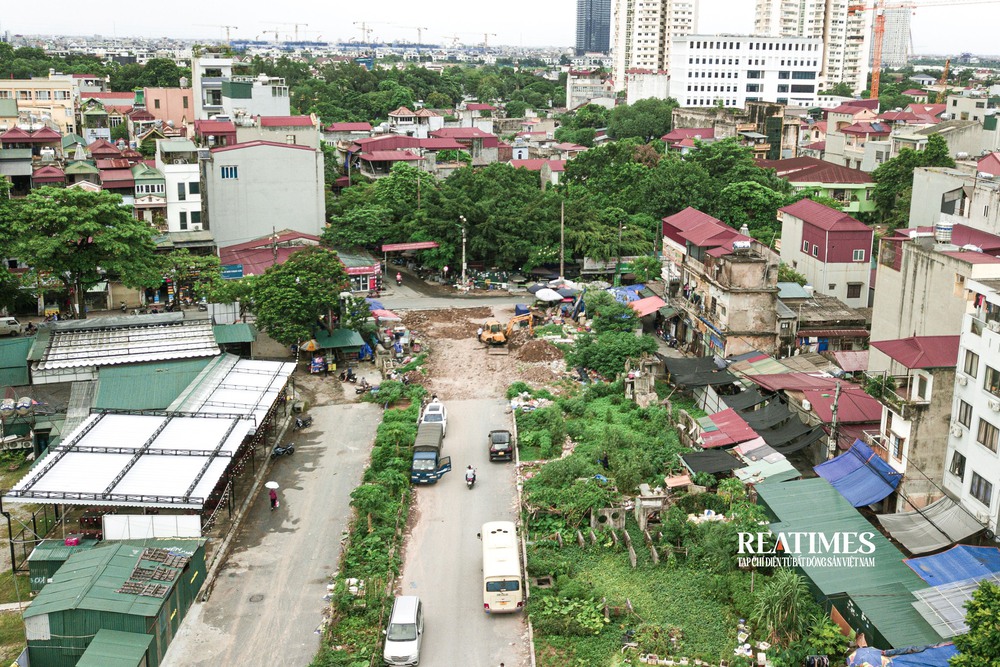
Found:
[488,429,514,462]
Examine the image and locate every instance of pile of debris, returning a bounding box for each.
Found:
[516,339,564,362]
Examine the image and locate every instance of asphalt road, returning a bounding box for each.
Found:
[163,402,380,667]
[381,283,525,312]
[399,398,529,667]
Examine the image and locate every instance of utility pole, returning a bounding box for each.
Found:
[459,216,468,287]
[828,381,841,460]
[559,199,565,279]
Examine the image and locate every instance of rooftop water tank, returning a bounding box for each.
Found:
[934,220,953,243]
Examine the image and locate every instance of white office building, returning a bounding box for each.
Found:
[943,278,1000,535]
[753,0,872,95]
[668,35,823,108]
[611,0,698,92]
[154,139,203,234]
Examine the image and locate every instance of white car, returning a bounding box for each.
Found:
[420,399,447,437]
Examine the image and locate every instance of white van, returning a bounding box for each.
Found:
[383,595,423,666]
[0,318,23,337]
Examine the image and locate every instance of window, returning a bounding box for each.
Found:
[791,84,815,93]
[154,99,160,109]
[949,451,966,480]
[191,211,201,224]
[812,244,818,257]
[958,400,972,428]
[918,375,928,400]
[777,84,789,93]
[179,212,188,230]
[177,183,186,201]
[35,90,50,101]
[802,240,809,252]
[221,166,238,180]
[964,350,980,378]
[746,84,762,92]
[828,283,836,291]
[183,96,189,109]
[792,71,817,79]
[891,434,904,460]
[853,248,865,262]
[847,283,862,299]
[778,71,790,79]
[986,365,1000,397]
[970,471,993,506]
[746,70,763,79]
[977,418,999,452]
[188,182,200,196]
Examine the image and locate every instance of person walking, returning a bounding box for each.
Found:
[269,488,278,511]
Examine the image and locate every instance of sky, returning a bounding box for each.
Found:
[6,1,1000,56]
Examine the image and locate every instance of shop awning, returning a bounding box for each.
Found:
[316,329,366,350]
[814,439,901,507]
[878,497,986,555]
[381,241,440,252]
[905,545,1000,586]
[681,450,746,475]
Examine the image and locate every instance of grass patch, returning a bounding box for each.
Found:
[0,573,30,606]
[395,353,427,373]
[0,611,24,665]
[535,324,568,337]
[518,445,543,462]
[0,451,30,490]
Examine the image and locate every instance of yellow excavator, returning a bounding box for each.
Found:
[478,314,534,354]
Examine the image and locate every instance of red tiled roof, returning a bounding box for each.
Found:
[104,105,133,115]
[510,159,567,172]
[828,99,880,113]
[902,89,927,96]
[779,199,870,232]
[32,165,65,182]
[870,335,960,369]
[662,207,751,252]
[550,142,588,151]
[977,152,1000,176]
[220,232,322,275]
[194,119,236,134]
[359,150,422,162]
[96,159,133,170]
[802,386,882,424]
[210,140,315,153]
[325,122,372,132]
[0,127,32,142]
[701,409,759,449]
[418,138,464,150]
[431,127,496,139]
[841,121,891,136]
[758,156,873,185]
[30,127,61,141]
[98,170,135,187]
[803,141,826,150]
[351,135,421,152]
[414,108,439,117]
[662,127,715,142]
[87,139,121,156]
[127,109,155,121]
[259,115,313,127]
[827,104,875,116]
[388,107,415,116]
[466,103,496,111]
[906,103,947,118]
[748,373,839,392]
[877,110,923,122]
[673,138,699,148]
[82,92,135,100]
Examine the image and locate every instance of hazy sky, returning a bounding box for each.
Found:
[6,0,997,55]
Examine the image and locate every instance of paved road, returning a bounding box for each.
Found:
[381,284,525,313]
[163,402,380,667]
[399,398,529,667]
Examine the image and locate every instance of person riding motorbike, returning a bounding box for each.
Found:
[395,272,402,286]
[465,466,477,484]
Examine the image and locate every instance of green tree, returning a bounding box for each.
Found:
[608,98,679,142]
[751,569,814,645]
[872,133,955,227]
[504,100,528,119]
[110,122,130,143]
[586,290,641,334]
[630,255,663,283]
[566,330,658,377]
[715,181,787,242]
[820,82,853,97]
[250,246,349,346]
[778,263,808,286]
[323,204,395,248]
[157,249,222,298]
[350,483,384,534]
[10,188,161,318]
[952,580,1000,667]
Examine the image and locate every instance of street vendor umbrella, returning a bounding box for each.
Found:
[535,288,564,302]
[299,339,320,352]
[557,287,579,297]
[526,283,546,294]
[264,481,279,490]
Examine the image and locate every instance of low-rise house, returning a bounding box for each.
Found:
[893,119,983,160]
[154,139,203,235]
[193,119,237,148]
[131,163,166,227]
[762,156,876,214]
[235,115,321,149]
[902,88,929,103]
[323,122,372,144]
[430,127,501,166]
[144,86,194,129]
[867,335,960,511]
[778,198,874,308]
[509,159,566,187]
[388,106,443,138]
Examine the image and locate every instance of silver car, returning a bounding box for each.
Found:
[383,595,423,666]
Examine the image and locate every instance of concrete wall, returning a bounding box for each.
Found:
[205,143,324,249]
[235,125,320,149]
[145,87,194,128]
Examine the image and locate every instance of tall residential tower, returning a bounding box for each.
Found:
[611,0,699,92]
[577,0,612,55]
[754,0,872,94]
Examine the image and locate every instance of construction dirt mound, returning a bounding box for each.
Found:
[402,307,493,329]
[516,339,564,363]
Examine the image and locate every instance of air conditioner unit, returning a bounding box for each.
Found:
[951,424,964,438]
[989,399,1000,412]
[988,321,1000,332]
[958,375,969,386]
[977,511,990,523]
[191,224,203,231]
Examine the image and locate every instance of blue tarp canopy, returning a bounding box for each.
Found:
[365,298,385,311]
[905,545,1000,587]
[814,439,901,507]
[847,643,958,667]
[606,284,646,304]
[514,304,530,316]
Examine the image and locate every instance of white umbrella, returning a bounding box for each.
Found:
[535,288,564,302]
[264,481,279,490]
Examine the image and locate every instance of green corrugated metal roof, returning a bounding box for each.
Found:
[213,323,258,345]
[315,328,365,349]
[64,161,100,175]
[25,539,205,619]
[757,478,942,648]
[62,133,88,149]
[95,358,216,410]
[76,629,154,667]
[28,539,100,563]
[0,336,32,387]
[0,148,32,160]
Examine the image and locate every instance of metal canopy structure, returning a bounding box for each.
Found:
[912,571,1000,638]
[3,357,294,510]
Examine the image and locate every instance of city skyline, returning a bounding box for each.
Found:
[5,0,1000,56]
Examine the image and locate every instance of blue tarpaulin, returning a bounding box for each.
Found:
[905,545,1000,587]
[606,284,646,304]
[365,298,385,311]
[813,439,901,507]
[848,643,958,667]
[515,304,529,316]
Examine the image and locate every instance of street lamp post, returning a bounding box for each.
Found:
[615,222,626,287]
[459,215,467,287]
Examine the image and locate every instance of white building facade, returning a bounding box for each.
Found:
[154,139,204,233]
[191,54,234,120]
[220,75,291,120]
[668,35,823,108]
[204,141,325,249]
[753,0,872,95]
[611,0,698,93]
[942,278,1000,535]
[876,7,911,69]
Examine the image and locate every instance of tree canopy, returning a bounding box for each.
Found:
[872,133,955,228]
[952,580,1000,667]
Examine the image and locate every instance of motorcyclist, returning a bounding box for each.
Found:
[465,466,477,484]
[395,272,402,285]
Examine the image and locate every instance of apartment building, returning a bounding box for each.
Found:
[190,54,234,120]
[154,139,204,234]
[874,7,911,69]
[0,77,75,133]
[577,0,612,55]
[220,74,291,120]
[611,0,698,92]
[942,278,1000,534]
[753,0,872,95]
[668,35,823,108]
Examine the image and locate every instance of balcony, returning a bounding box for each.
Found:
[863,431,892,465]
[882,376,930,421]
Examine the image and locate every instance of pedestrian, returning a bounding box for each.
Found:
[477,326,484,340]
[599,452,609,470]
[269,488,278,511]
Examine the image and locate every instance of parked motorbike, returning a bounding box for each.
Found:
[120,301,127,313]
[293,415,313,431]
[271,442,296,458]
[197,300,209,312]
[355,378,373,395]
[340,368,358,383]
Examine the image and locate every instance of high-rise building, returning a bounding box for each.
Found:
[874,7,911,69]
[576,0,612,56]
[753,0,872,95]
[611,0,699,92]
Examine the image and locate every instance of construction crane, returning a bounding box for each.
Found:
[353,21,392,45]
[481,32,498,50]
[399,25,429,51]
[195,24,238,45]
[849,0,1000,100]
[277,22,309,42]
[261,30,282,43]
[441,34,463,48]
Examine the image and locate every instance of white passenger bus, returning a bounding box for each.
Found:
[480,521,524,613]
